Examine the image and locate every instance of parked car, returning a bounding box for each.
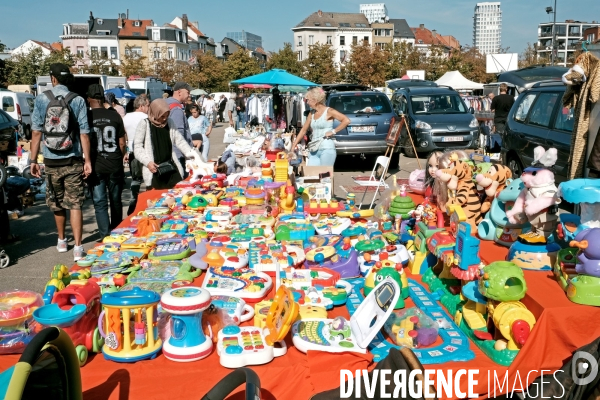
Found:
[327,90,397,156]
[496,65,569,93]
[391,86,478,157]
[387,79,438,91]
[0,90,35,140]
[501,81,573,182]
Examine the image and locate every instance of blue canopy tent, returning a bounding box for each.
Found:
[231,69,317,87]
[105,87,137,99]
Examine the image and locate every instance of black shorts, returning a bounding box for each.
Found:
[191,134,203,141]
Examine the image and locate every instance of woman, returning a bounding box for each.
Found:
[188,105,212,161]
[292,87,350,166]
[133,99,201,190]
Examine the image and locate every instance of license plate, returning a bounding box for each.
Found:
[349,125,375,133]
[442,136,464,142]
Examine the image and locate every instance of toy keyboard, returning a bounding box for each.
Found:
[149,239,192,260]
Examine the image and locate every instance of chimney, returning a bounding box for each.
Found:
[432,29,436,37]
[127,9,129,19]
[89,11,94,21]
[182,14,189,29]
[419,23,424,29]
[318,10,323,17]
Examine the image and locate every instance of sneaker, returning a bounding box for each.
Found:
[73,245,84,261]
[57,239,68,253]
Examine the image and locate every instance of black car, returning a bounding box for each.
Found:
[501,81,573,181]
[497,65,569,93]
[391,87,478,157]
[0,109,19,154]
[387,79,438,91]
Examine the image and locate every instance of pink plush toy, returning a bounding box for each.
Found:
[506,146,561,244]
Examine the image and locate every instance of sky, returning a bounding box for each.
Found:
[1,0,598,55]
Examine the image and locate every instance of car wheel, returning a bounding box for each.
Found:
[403,145,416,158]
[507,155,523,178]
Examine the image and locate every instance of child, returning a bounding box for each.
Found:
[214,160,228,174]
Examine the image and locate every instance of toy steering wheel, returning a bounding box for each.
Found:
[305,246,336,264]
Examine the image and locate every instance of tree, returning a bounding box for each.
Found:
[0,40,5,53]
[75,50,118,75]
[343,42,388,87]
[383,41,415,80]
[222,49,261,85]
[6,47,49,85]
[267,43,302,76]
[302,43,339,84]
[518,42,550,68]
[151,47,180,85]
[446,46,494,84]
[120,45,150,78]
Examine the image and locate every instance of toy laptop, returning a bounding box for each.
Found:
[202,265,272,303]
[292,277,400,354]
[148,238,192,261]
[216,285,298,368]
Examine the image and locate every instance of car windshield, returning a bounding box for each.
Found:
[329,94,392,114]
[410,94,467,114]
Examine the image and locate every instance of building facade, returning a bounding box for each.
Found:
[117,18,153,62]
[359,3,388,24]
[87,13,121,66]
[473,2,502,55]
[372,22,394,49]
[389,19,415,46]
[147,24,191,63]
[60,23,89,68]
[226,31,262,51]
[411,24,459,56]
[537,20,600,66]
[171,15,214,54]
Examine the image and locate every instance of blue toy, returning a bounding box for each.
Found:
[556,179,600,245]
[345,278,474,364]
[160,287,213,362]
[507,240,561,271]
[478,178,531,246]
[455,222,480,271]
[161,222,188,236]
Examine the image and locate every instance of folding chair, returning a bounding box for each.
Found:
[354,155,390,209]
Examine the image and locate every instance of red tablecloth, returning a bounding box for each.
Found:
[2,190,599,400]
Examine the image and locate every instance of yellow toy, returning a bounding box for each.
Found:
[297,304,328,321]
[492,301,536,351]
[279,180,296,213]
[274,152,289,182]
[336,193,375,218]
[253,299,272,328]
[390,316,417,347]
[262,160,273,180]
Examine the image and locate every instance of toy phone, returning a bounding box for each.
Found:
[149,239,192,261]
[216,286,298,368]
[161,222,188,235]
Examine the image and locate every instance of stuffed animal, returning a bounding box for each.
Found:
[506,146,561,244]
[435,156,482,230]
[475,165,512,214]
[570,228,600,277]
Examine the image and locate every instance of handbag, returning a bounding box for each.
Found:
[156,161,177,176]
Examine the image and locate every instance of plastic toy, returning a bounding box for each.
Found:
[506,146,560,244]
[305,199,344,215]
[478,178,531,247]
[363,261,408,309]
[340,225,367,246]
[408,201,444,229]
[388,196,416,219]
[160,287,213,362]
[248,242,305,273]
[229,227,275,248]
[161,222,188,235]
[563,229,600,306]
[102,234,128,244]
[298,305,329,320]
[0,291,43,354]
[408,222,444,275]
[202,260,273,303]
[345,278,475,363]
[275,221,315,243]
[292,277,399,354]
[244,185,266,206]
[99,287,162,362]
[279,267,342,290]
[205,209,233,222]
[129,259,201,285]
[141,206,171,216]
[274,152,289,182]
[199,173,227,189]
[314,217,352,235]
[384,307,439,348]
[336,193,375,219]
[408,169,426,194]
[304,238,360,278]
[507,240,560,271]
[216,285,298,368]
[121,236,156,252]
[32,281,103,366]
[475,165,512,214]
[186,195,209,210]
[278,179,296,213]
[261,160,273,181]
[148,238,192,261]
[290,285,348,310]
[451,222,481,280]
[210,295,254,325]
[556,178,600,244]
[357,239,410,275]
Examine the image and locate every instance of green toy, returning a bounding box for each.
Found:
[388,196,416,219]
[187,195,209,210]
[479,262,527,302]
[554,248,578,292]
[365,268,406,310]
[355,239,385,253]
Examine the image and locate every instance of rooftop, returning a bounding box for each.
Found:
[88,15,119,36]
[388,19,414,38]
[293,11,370,29]
[118,19,153,37]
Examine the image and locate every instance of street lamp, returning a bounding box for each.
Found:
[546,0,557,66]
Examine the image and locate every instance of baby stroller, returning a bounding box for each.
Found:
[0,327,261,400]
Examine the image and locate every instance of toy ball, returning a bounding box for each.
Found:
[314,253,325,264]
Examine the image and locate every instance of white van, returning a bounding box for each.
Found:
[0,90,35,139]
[128,78,167,101]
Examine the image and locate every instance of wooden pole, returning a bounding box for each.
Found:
[403,116,422,169]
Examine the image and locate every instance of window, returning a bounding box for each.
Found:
[555,25,566,36]
[569,26,580,36]
[325,22,331,27]
[153,48,161,59]
[514,93,536,122]
[134,21,141,27]
[27,98,34,111]
[327,36,332,45]
[110,47,117,59]
[339,22,350,27]
[340,50,346,62]
[528,92,560,127]
[100,47,108,58]
[96,30,110,35]
[554,106,574,132]
[589,33,597,42]
[297,51,302,61]
[152,29,160,41]
[340,36,345,45]
[364,36,369,43]
[309,35,314,45]
[76,46,84,57]
[353,36,358,45]
[168,47,174,59]
[90,46,98,55]
[298,36,302,46]
[97,19,103,25]
[2,96,14,112]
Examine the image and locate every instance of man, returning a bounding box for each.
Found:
[87,84,127,240]
[488,92,495,101]
[236,93,247,130]
[29,63,92,261]
[166,82,194,178]
[203,95,216,127]
[226,93,238,128]
[491,83,514,134]
[122,94,149,215]
[218,95,227,122]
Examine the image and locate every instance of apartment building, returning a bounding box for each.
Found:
[226,31,263,52]
[117,18,153,61]
[147,24,191,63]
[473,2,502,55]
[537,20,600,66]
[359,3,388,24]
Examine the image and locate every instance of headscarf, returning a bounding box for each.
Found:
[148,99,170,128]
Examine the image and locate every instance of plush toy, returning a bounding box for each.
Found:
[506,146,561,244]
[435,155,482,230]
[475,165,512,214]
[570,228,600,277]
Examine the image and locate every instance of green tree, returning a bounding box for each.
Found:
[343,42,388,87]
[0,40,5,53]
[151,47,180,85]
[383,41,415,80]
[301,43,339,84]
[6,47,48,85]
[120,45,150,78]
[75,50,118,75]
[267,43,302,76]
[222,49,261,85]
[178,51,226,92]
[422,45,448,81]
[445,46,493,83]
[519,42,548,68]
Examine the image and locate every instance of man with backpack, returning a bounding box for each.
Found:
[29,63,92,261]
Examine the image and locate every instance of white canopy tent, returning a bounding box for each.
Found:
[435,71,484,90]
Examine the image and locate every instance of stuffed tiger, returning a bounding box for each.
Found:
[435,159,482,229]
[475,165,512,214]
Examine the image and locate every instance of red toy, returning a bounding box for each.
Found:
[200,173,227,189]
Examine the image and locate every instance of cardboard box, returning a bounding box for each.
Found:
[296,166,334,202]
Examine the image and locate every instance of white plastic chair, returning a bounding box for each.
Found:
[354,155,390,209]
